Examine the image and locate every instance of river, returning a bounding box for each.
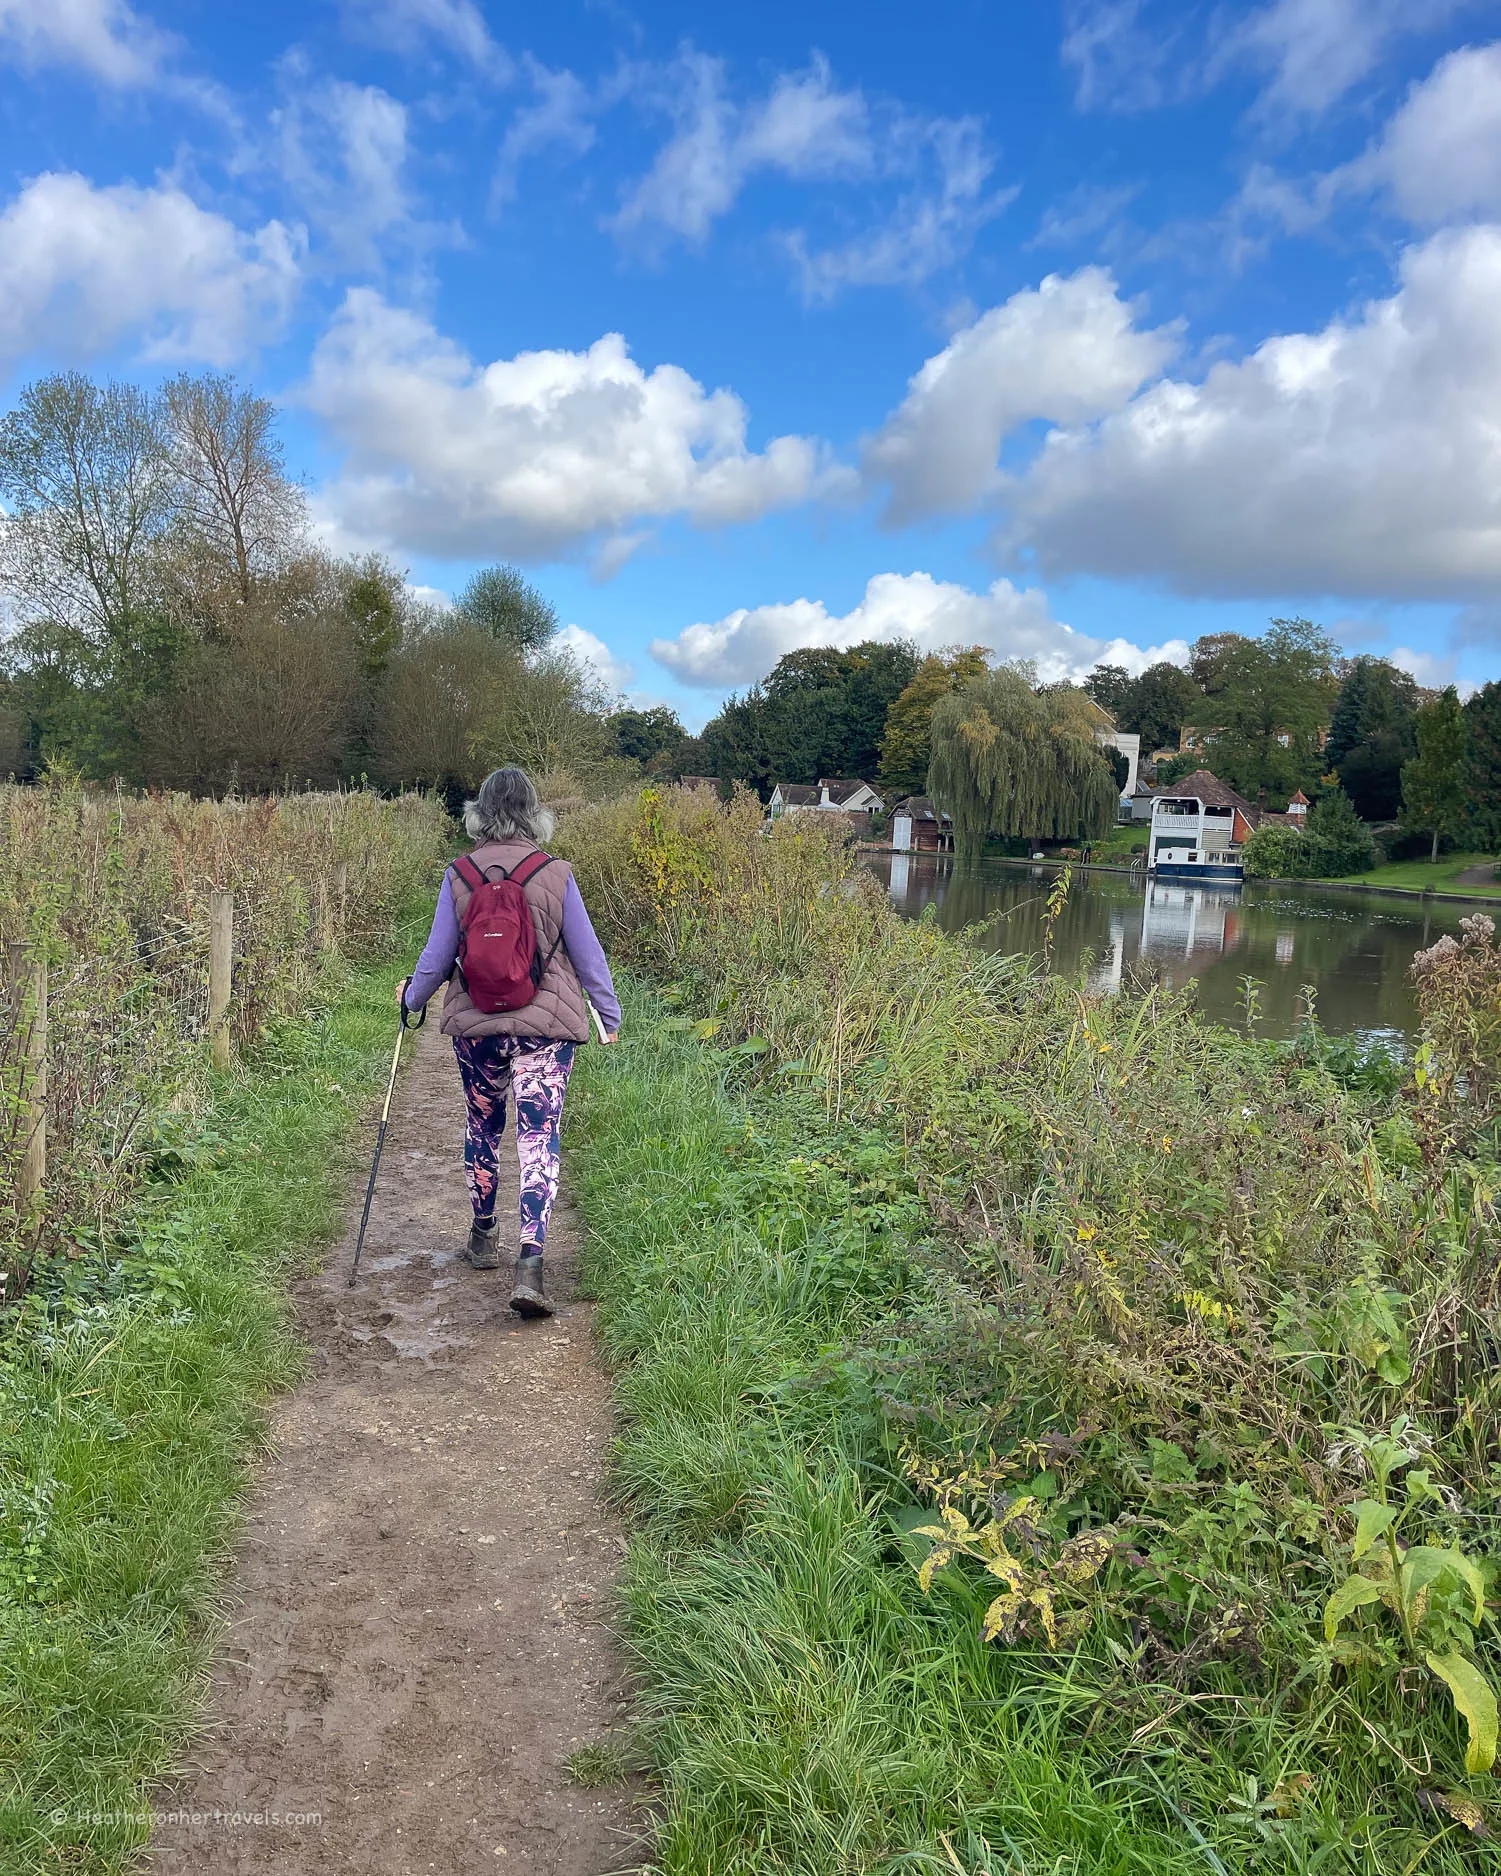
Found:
[869,852,1478,1045]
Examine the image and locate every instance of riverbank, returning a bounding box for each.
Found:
[559,786,1501,1874]
[568,988,1197,1873]
[963,849,1501,904]
[2,955,416,1872]
[1329,852,1501,899]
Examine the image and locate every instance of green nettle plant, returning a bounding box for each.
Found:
[1324,1422,1497,1775]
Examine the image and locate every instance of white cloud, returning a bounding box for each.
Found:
[1216,0,1468,117]
[1366,42,1501,224]
[1031,181,1142,249]
[343,0,509,77]
[1219,41,1501,251]
[1391,644,1459,688]
[494,59,597,205]
[0,172,302,372]
[612,51,871,246]
[785,117,1014,301]
[650,568,1187,691]
[1064,0,1471,122]
[610,49,1004,295]
[275,74,420,271]
[0,0,172,86]
[1004,224,1501,600]
[1061,1,1174,111]
[554,622,636,696]
[300,289,851,563]
[865,267,1178,525]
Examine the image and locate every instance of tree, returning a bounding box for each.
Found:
[701,688,773,795]
[927,668,1118,864]
[1326,656,1418,821]
[611,706,687,767]
[833,639,921,779]
[1464,683,1501,853]
[162,372,304,603]
[1196,619,1340,802]
[1151,751,1203,787]
[0,372,176,639]
[1189,632,1250,697]
[455,564,558,655]
[1305,789,1376,876]
[700,639,922,794]
[1122,662,1205,754]
[879,647,990,796]
[1082,663,1134,718]
[1401,687,1468,861]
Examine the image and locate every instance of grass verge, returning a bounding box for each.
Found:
[570,986,1204,1876]
[1332,853,1501,896]
[0,942,416,1874]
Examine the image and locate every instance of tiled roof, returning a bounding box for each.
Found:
[773,783,819,805]
[1155,769,1256,813]
[817,777,878,805]
[891,795,949,821]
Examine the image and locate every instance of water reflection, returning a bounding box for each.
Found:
[871,854,1464,1042]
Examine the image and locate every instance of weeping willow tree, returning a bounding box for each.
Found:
[927,667,1119,864]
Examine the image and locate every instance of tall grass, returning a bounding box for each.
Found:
[560,786,1501,1872]
[0,777,449,1872]
[0,776,449,1305]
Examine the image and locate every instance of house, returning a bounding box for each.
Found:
[817,778,885,814]
[1127,780,1158,823]
[768,778,885,821]
[767,782,819,818]
[1179,725,1226,754]
[890,796,954,853]
[677,775,718,792]
[1081,696,1141,798]
[1148,770,1256,883]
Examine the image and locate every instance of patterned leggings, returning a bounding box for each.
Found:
[451,1036,576,1249]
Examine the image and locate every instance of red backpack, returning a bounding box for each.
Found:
[451,851,561,1014]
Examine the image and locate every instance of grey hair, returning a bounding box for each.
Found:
[462,767,556,845]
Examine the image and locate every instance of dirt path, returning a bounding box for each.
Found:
[149,1020,644,1876]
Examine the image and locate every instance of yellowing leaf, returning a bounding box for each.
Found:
[984,1555,1026,1591]
[1418,1789,1488,1837]
[1426,1651,1499,1776]
[981,1590,1023,1643]
[1325,1572,1387,1641]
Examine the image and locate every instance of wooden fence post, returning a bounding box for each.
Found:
[6,943,47,1214]
[209,890,234,1069]
[334,861,349,943]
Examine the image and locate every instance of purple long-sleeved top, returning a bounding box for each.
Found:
[402,866,621,1033]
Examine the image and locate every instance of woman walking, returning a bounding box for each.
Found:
[399,767,620,1318]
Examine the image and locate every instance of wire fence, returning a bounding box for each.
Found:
[0,779,451,1316]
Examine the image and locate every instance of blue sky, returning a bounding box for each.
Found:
[1,0,1498,726]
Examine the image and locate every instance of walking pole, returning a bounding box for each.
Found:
[348,992,425,1288]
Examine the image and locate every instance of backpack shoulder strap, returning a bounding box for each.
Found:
[506,851,556,891]
[451,854,487,895]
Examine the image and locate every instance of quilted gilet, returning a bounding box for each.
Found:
[440,841,591,1043]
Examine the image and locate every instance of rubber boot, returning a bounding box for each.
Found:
[509,1249,554,1318]
[465,1217,504,1270]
